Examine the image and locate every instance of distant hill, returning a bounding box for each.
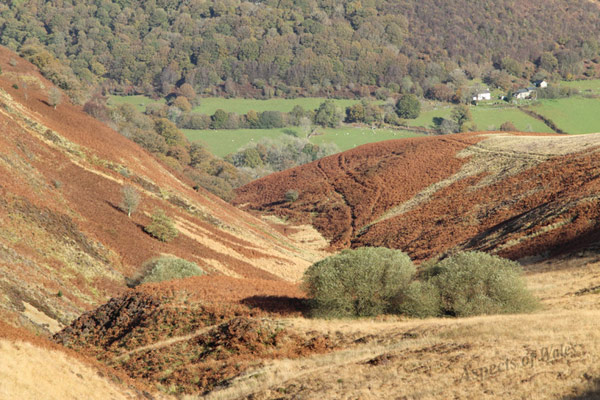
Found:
[1,0,600,99]
[234,131,600,261]
[0,47,325,334]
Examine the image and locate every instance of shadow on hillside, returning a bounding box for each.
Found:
[563,378,600,399]
[106,201,146,229]
[240,295,308,316]
[462,205,600,269]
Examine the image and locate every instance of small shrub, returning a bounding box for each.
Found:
[285,189,299,202]
[144,209,178,242]
[133,256,205,285]
[12,83,18,89]
[500,121,517,131]
[52,179,62,189]
[9,58,17,66]
[118,167,131,177]
[303,247,416,318]
[429,251,538,317]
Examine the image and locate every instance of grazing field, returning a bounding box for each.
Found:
[559,79,600,94]
[191,97,365,115]
[309,127,423,152]
[407,106,453,128]
[184,127,423,156]
[529,97,600,134]
[407,105,552,132]
[109,95,365,114]
[108,95,164,112]
[470,107,552,132]
[183,128,293,156]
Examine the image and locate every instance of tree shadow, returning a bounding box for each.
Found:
[106,201,146,230]
[240,295,308,316]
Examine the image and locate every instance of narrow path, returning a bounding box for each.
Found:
[113,324,218,362]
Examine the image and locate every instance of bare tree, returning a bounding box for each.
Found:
[120,184,141,218]
[21,81,28,101]
[48,87,62,110]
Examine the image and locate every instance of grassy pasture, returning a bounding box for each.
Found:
[310,127,423,152]
[184,127,423,157]
[192,97,365,115]
[559,79,600,94]
[108,95,164,112]
[406,104,552,132]
[529,97,600,134]
[109,95,365,114]
[471,107,552,132]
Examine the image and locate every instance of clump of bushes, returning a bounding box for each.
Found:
[130,255,205,286]
[427,251,538,317]
[302,249,537,319]
[144,209,178,242]
[303,247,415,318]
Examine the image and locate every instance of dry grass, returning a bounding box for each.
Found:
[0,339,142,400]
[187,258,600,400]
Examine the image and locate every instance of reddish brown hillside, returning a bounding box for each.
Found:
[0,47,326,334]
[235,132,600,261]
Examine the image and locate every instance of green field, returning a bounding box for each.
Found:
[559,79,600,94]
[109,95,365,115]
[108,95,164,112]
[192,97,365,115]
[310,127,423,152]
[406,104,552,133]
[184,127,423,157]
[529,97,600,134]
[470,107,552,132]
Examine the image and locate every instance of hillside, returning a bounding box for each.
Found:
[0,47,327,335]
[54,256,600,399]
[235,132,600,261]
[2,0,600,99]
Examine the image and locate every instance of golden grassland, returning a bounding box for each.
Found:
[0,339,142,400]
[192,257,600,400]
[2,246,599,400]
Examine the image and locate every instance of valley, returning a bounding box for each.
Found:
[1,1,600,399]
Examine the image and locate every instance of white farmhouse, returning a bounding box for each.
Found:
[513,87,536,99]
[534,80,548,88]
[472,89,491,101]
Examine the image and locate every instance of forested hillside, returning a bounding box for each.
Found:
[1,0,600,101]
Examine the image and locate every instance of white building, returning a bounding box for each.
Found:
[472,89,491,101]
[534,80,548,88]
[514,87,536,99]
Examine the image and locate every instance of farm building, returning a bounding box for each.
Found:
[514,87,536,99]
[472,89,491,101]
[534,79,548,88]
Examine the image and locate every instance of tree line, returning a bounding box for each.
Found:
[1,0,600,103]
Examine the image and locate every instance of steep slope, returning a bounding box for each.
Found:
[235,131,600,261]
[0,47,326,334]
